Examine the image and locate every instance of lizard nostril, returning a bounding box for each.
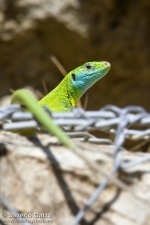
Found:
[103,62,111,67]
[107,62,111,66]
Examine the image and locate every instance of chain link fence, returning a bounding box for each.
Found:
[0,104,150,225]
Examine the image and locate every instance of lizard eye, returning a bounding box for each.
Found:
[86,65,92,69]
[72,74,76,81]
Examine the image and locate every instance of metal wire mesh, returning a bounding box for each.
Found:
[0,104,150,225]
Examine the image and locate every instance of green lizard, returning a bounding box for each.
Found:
[11,61,110,149]
[39,61,111,112]
[10,61,127,195]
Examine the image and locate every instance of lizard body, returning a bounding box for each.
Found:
[11,61,110,147]
[38,61,111,112]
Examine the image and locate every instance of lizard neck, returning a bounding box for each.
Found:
[57,76,76,107]
[40,76,75,112]
[68,81,87,105]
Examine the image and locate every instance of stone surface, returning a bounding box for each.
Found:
[0,131,150,225]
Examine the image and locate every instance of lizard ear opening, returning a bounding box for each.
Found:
[71,74,76,81]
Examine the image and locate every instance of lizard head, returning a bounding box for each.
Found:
[68,61,111,103]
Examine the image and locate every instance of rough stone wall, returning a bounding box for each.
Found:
[0,0,150,110]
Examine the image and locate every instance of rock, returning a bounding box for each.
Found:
[0,131,150,225]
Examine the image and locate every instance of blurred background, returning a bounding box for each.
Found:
[0,0,150,110]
